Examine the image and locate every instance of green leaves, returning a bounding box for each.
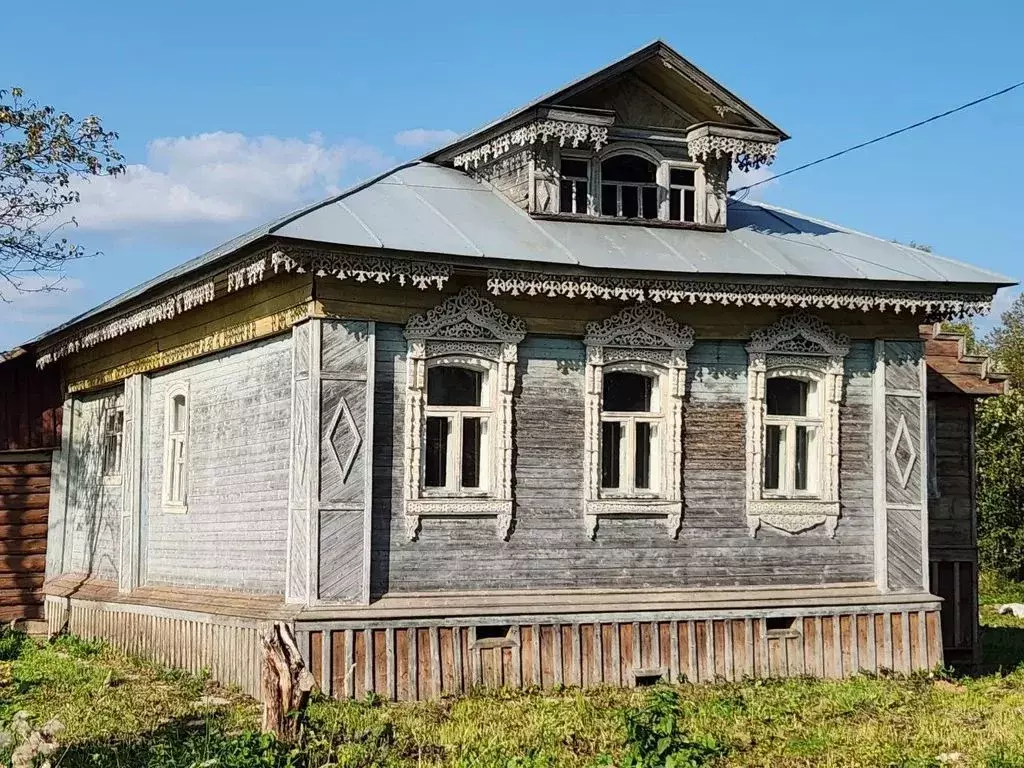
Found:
[978,390,1024,580]
[1,86,123,297]
[615,686,729,768]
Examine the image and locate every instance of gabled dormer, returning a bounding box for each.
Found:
[426,41,787,230]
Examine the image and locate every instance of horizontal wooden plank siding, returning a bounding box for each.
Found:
[44,594,270,697]
[298,604,943,701]
[0,454,50,620]
[145,336,292,594]
[0,355,62,452]
[371,328,876,594]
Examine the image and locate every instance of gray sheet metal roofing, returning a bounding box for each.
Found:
[27,160,1014,346]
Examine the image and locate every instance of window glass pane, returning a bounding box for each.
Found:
[462,417,482,488]
[683,189,695,223]
[575,180,588,213]
[764,425,784,490]
[669,189,681,221]
[766,378,808,416]
[603,372,654,412]
[671,168,695,186]
[635,422,653,489]
[172,395,186,432]
[601,184,617,216]
[641,186,657,219]
[425,416,449,487]
[795,425,810,491]
[601,155,656,183]
[601,421,622,488]
[559,179,574,213]
[428,367,483,407]
[561,158,588,178]
[622,186,639,218]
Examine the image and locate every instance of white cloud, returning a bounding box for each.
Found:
[393,128,459,149]
[70,132,393,232]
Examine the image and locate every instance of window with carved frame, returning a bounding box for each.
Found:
[403,288,526,542]
[558,155,590,215]
[163,381,190,513]
[583,305,693,539]
[745,313,849,538]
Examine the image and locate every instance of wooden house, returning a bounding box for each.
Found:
[25,42,1017,697]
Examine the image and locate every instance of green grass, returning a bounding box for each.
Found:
[4,579,1024,767]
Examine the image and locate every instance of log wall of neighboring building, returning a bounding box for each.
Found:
[0,353,62,621]
[921,324,1008,669]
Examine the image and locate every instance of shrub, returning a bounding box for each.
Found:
[607,686,729,768]
[977,391,1024,580]
[0,626,28,661]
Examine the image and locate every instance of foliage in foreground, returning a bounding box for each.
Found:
[978,390,1024,581]
[6,595,1024,767]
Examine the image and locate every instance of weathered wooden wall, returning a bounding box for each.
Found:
[145,336,292,594]
[297,605,943,701]
[0,354,62,452]
[369,326,877,594]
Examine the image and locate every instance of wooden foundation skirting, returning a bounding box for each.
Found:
[296,605,943,701]
[44,595,271,698]
[44,594,944,703]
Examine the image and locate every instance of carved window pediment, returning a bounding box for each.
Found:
[745,313,849,538]
[403,289,526,541]
[583,305,694,539]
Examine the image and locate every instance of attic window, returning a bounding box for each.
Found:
[669,168,696,223]
[601,154,658,220]
[559,158,589,215]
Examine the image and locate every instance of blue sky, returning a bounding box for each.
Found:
[2,0,1021,349]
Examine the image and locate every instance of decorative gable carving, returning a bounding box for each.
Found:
[403,288,526,542]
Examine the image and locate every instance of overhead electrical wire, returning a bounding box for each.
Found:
[728,78,1024,197]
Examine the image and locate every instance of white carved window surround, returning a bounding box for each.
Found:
[403,288,526,542]
[163,381,190,514]
[583,304,694,539]
[556,142,702,224]
[745,313,850,538]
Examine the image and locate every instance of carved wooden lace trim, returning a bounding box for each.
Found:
[453,119,610,170]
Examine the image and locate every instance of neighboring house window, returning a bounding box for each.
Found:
[403,288,526,542]
[745,313,850,538]
[164,383,190,511]
[101,394,125,480]
[583,305,694,539]
[558,157,589,214]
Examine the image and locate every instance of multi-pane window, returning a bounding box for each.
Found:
[668,167,696,223]
[424,365,490,494]
[559,157,589,214]
[100,399,124,478]
[165,390,189,508]
[600,371,661,495]
[763,375,821,497]
[601,154,658,220]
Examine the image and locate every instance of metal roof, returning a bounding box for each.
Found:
[27,160,1014,347]
[277,162,1013,285]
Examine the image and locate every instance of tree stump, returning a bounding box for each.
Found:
[261,622,316,739]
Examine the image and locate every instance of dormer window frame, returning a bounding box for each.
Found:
[554,141,705,225]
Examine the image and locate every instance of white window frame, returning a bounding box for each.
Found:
[422,357,495,497]
[557,151,591,215]
[583,305,694,539]
[599,363,665,497]
[100,392,125,484]
[745,313,850,538]
[163,381,190,513]
[556,142,706,224]
[403,288,526,542]
[762,368,824,499]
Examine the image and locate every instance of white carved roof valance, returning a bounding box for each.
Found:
[453,119,610,170]
[684,124,780,171]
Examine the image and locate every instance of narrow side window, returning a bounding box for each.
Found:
[101,394,125,480]
[164,386,189,511]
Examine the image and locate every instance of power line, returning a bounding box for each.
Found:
[728,78,1024,196]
